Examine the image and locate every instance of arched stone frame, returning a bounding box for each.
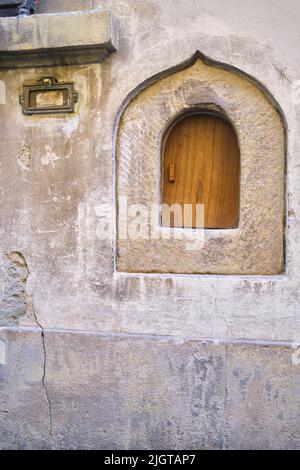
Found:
[115,52,286,275]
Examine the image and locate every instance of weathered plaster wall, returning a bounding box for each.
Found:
[0,0,298,340]
[0,0,300,449]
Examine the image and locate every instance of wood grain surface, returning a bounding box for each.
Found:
[162,113,240,228]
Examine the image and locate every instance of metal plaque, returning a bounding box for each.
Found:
[19,77,78,115]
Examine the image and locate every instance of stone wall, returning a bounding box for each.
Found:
[0,0,300,449]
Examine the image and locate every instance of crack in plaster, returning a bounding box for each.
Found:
[32,309,53,437]
[223,341,229,450]
[23,258,53,438]
[1,251,53,435]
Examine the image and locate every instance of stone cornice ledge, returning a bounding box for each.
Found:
[0,9,118,68]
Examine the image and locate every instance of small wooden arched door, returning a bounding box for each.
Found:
[162,112,240,229]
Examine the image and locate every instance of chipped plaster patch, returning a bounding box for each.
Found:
[0,252,29,327]
[17,145,32,170]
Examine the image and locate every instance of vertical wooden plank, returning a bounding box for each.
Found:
[162,114,240,228]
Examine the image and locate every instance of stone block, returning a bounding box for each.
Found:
[0,328,299,450]
[0,9,118,67]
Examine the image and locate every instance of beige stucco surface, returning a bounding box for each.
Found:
[0,0,298,341]
[0,0,300,449]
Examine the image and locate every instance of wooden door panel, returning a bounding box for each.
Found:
[162,113,240,228]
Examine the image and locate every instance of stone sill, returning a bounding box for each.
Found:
[0,9,118,68]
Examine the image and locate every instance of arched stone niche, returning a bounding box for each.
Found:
[116,52,286,275]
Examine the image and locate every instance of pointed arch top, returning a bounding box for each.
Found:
[115,50,286,275]
[114,51,287,139]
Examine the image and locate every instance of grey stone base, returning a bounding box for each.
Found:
[0,328,299,450]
